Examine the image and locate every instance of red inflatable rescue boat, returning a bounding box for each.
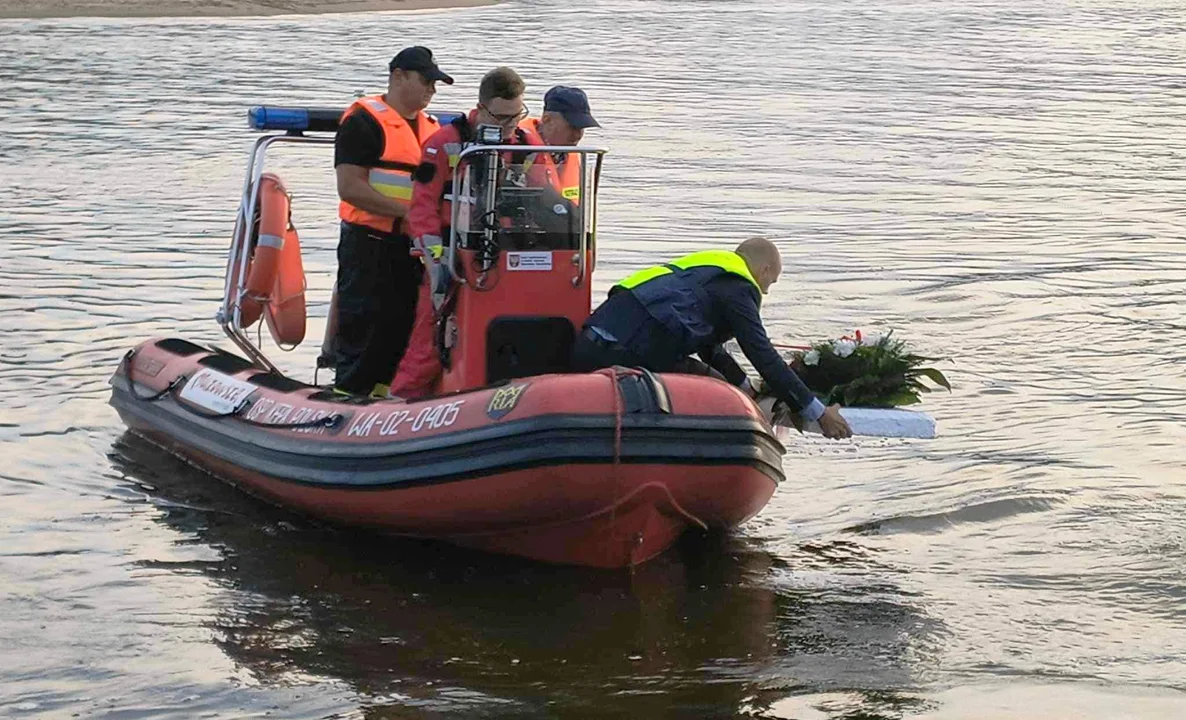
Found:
[108,106,784,568]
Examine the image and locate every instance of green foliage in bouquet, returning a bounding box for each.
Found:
[790,332,951,408]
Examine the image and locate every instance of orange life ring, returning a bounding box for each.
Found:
[240,173,289,327]
[265,224,307,347]
[239,173,306,346]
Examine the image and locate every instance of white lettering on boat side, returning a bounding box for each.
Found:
[241,397,332,435]
[246,398,275,421]
[347,411,382,437]
[347,400,465,438]
[235,395,467,438]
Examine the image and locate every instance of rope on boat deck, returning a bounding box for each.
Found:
[120,348,344,430]
[595,366,709,566]
[598,366,642,552]
[235,409,344,431]
[120,350,187,402]
[596,367,711,566]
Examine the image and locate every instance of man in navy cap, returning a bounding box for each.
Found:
[521,85,599,202]
[538,86,600,144]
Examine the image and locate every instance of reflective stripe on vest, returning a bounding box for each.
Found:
[557,156,581,200]
[338,95,439,233]
[367,168,414,201]
[615,250,760,293]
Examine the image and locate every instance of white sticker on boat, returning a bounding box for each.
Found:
[506,251,552,271]
[179,368,256,415]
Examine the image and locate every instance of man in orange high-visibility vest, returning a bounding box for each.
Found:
[331,47,451,396]
[519,86,600,203]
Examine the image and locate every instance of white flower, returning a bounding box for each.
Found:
[860,332,881,347]
[803,349,820,366]
[833,339,857,358]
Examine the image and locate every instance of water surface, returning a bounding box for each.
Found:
[2,0,1185,717]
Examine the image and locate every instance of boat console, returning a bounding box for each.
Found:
[220,104,607,394]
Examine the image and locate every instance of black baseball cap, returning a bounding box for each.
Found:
[544,86,600,129]
[389,46,454,85]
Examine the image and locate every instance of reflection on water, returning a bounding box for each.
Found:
[109,433,937,719]
[3,0,1186,716]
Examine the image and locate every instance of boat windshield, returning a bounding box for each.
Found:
[452,148,592,252]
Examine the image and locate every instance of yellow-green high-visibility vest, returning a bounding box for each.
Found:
[613,250,760,293]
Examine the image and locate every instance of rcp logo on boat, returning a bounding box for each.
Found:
[487,382,530,420]
[506,252,552,271]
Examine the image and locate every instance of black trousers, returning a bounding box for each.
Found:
[332,222,421,395]
[569,327,724,380]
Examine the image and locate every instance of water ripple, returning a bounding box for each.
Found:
[2,0,1185,717]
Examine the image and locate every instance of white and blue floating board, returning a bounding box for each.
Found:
[757,398,937,440]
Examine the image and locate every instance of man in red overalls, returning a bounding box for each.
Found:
[389,67,541,399]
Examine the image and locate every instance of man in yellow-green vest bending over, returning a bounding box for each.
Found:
[571,237,852,439]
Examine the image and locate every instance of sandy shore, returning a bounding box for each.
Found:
[0,0,495,20]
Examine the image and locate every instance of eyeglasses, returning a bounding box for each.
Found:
[479,103,529,127]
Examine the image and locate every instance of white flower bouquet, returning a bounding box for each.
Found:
[788,330,950,407]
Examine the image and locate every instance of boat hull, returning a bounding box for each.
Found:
[110,337,784,568]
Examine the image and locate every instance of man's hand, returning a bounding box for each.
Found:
[740,376,759,399]
[818,404,852,440]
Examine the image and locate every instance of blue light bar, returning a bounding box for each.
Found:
[247,106,344,133]
[248,106,306,131]
[248,105,466,133]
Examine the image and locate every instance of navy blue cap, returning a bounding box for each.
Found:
[543,86,600,129]
[389,46,454,85]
